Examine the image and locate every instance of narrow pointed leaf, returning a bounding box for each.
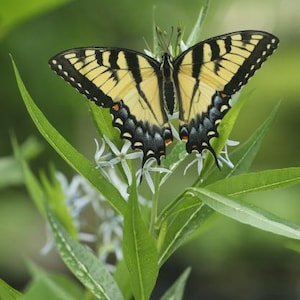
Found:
[47,208,123,300]
[160,142,186,186]
[158,198,214,266]
[21,262,84,300]
[189,187,300,240]
[0,279,22,300]
[206,101,280,184]
[113,260,132,300]
[1,0,70,39]
[160,267,191,300]
[186,0,209,46]
[158,167,300,264]
[11,135,46,217]
[12,57,126,216]
[122,180,159,300]
[207,167,300,197]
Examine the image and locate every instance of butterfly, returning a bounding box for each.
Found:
[49,30,279,167]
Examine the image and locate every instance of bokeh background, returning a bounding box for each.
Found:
[1,0,300,299]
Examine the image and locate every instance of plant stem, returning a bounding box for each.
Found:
[150,172,160,235]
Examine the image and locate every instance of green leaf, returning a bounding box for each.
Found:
[286,241,300,254]
[189,187,300,240]
[40,165,77,238]
[11,135,46,218]
[0,0,71,40]
[151,6,160,58]
[113,260,132,300]
[160,267,191,300]
[0,136,42,189]
[11,132,77,238]
[88,101,133,183]
[205,101,279,183]
[158,195,214,266]
[122,180,159,300]
[186,0,209,46]
[0,279,22,300]
[0,156,24,189]
[158,167,300,264]
[12,57,127,217]
[200,91,251,179]
[206,167,300,197]
[160,142,186,186]
[20,262,84,300]
[88,101,122,149]
[47,207,123,300]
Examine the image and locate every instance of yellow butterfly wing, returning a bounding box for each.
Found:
[174,30,279,161]
[49,48,173,164]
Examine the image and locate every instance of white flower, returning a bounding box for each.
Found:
[42,172,124,271]
[136,158,171,194]
[94,136,142,185]
[41,173,102,255]
[184,152,205,176]
[103,136,142,185]
[217,139,240,168]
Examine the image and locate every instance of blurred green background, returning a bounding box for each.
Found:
[1,0,300,299]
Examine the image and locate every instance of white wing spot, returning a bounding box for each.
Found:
[146,149,155,156]
[134,141,143,147]
[114,118,123,126]
[122,132,132,138]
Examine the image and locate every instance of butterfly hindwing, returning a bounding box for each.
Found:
[49,48,173,164]
[174,30,279,161]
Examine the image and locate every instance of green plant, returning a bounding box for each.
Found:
[2,2,300,300]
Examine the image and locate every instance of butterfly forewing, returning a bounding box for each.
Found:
[49,48,173,164]
[174,30,279,162]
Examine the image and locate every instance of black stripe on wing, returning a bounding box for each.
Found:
[222,31,279,94]
[49,48,172,166]
[49,49,113,107]
[174,30,279,164]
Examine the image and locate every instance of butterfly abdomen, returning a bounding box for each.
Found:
[161,53,176,115]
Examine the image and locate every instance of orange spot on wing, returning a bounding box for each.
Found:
[112,103,120,111]
[181,135,188,142]
[164,138,172,145]
[220,92,228,98]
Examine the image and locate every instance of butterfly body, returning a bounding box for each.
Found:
[49,30,279,166]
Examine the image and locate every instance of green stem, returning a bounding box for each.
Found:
[150,172,161,235]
